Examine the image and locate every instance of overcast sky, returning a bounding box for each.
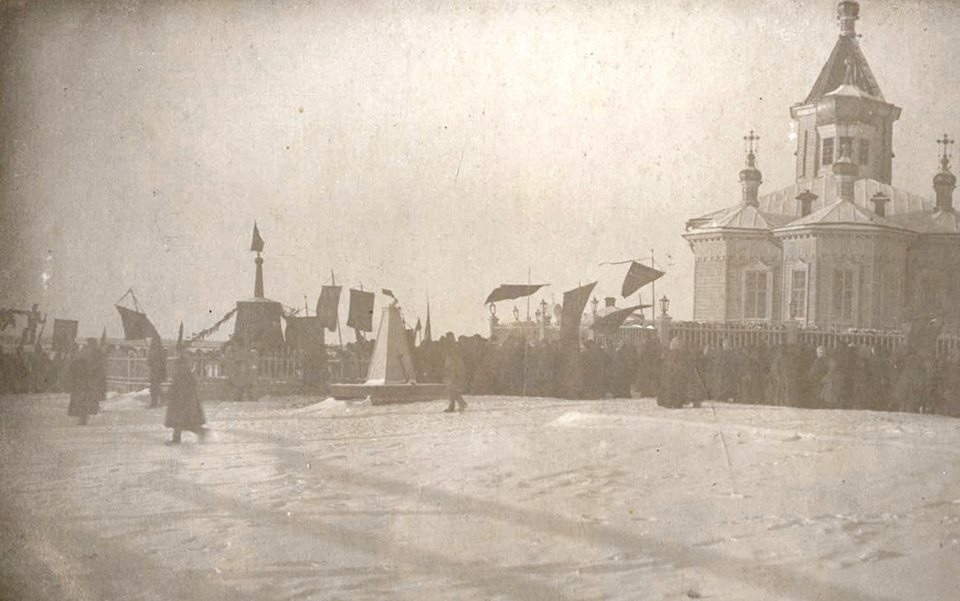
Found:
[2,0,960,340]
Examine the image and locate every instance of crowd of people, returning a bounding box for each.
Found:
[412,333,960,418]
[4,330,960,423]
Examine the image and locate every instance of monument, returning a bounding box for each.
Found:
[329,303,446,404]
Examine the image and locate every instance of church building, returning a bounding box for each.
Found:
[684,0,960,329]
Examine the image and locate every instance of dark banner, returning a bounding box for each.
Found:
[316,285,342,331]
[592,304,649,335]
[284,316,325,352]
[484,284,547,305]
[621,261,664,298]
[52,319,78,353]
[560,282,597,342]
[346,289,375,333]
[115,305,159,340]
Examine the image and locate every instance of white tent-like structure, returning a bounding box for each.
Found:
[364,305,417,385]
[330,304,446,404]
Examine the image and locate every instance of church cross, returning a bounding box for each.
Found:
[743,130,760,155]
[937,133,954,160]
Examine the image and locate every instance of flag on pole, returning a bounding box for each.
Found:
[250,222,265,253]
[620,261,665,298]
[484,284,547,305]
[115,305,159,340]
[316,285,342,332]
[560,282,597,342]
[346,289,375,332]
[592,304,650,335]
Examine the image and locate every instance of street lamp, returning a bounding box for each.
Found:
[659,295,670,317]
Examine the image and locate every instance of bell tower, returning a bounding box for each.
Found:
[790,0,901,185]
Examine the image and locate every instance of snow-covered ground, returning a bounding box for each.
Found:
[1,392,958,600]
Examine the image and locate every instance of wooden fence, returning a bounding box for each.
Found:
[492,320,960,357]
[105,349,368,394]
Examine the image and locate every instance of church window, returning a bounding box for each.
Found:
[744,271,768,320]
[832,269,855,322]
[790,269,807,319]
[859,139,870,166]
[839,136,854,159]
[822,138,834,165]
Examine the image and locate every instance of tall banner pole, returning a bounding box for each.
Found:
[650,249,657,323]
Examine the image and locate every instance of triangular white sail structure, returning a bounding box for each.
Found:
[364,305,417,385]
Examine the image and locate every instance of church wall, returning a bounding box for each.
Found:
[722,235,782,323]
[689,237,727,321]
[779,234,817,323]
[905,238,960,325]
[805,231,909,330]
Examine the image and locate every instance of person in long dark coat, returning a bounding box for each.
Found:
[164,356,206,444]
[67,344,100,425]
[608,341,636,398]
[636,335,662,398]
[806,345,829,408]
[658,337,703,408]
[937,349,960,417]
[442,334,467,412]
[147,336,167,407]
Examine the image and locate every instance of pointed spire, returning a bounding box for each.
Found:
[934,133,956,211]
[838,0,859,38]
[739,130,762,206]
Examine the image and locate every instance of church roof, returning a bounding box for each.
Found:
[686,175,939,235]
[698,204,794,232]
[757,175,931,217]
[804,35,884,104]
[777,198,908,232]
[889,208,960,235]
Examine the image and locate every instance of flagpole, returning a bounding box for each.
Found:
[332,270,344,349]
[650,249,656,323]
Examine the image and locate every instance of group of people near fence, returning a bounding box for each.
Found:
[411,333,960,418]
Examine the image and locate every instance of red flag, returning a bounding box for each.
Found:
[251,222,265,253]
[560,282,597,342]
[621,261,664,298]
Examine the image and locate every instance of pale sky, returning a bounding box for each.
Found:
[2,0,960,340]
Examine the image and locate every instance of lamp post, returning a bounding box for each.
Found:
[659,295,670,317]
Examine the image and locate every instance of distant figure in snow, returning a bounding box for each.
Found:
[442,333,467,413]
[67,341,101,425]
[164,356,207,444]
[147,336,167,408]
